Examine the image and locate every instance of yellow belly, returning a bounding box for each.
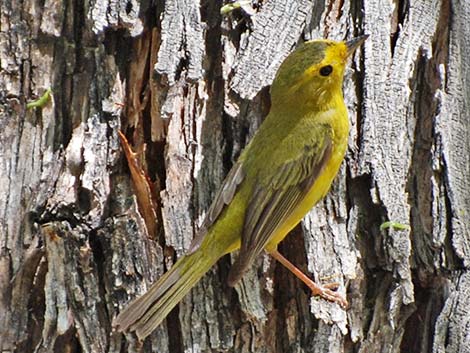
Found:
[208,104,349,256]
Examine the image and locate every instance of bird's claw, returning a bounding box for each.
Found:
[309,282,349,309]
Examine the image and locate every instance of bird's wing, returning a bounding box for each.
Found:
[227,131,332,285]
[188,161,245,253]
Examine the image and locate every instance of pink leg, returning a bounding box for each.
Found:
[270,249,348,309]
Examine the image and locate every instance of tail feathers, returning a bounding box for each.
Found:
[113,252,216,340]
[113,265,180,331]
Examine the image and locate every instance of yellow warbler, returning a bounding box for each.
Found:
[114,35,368,340]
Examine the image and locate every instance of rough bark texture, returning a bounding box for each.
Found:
[1,0,469,352]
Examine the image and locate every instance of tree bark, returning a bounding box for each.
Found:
[1,0,469,352]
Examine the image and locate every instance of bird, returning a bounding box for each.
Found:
[114,35,368,340]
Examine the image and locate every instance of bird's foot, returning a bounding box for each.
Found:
[308,281,348,309]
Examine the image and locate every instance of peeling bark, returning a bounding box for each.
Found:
[1,0,469,353]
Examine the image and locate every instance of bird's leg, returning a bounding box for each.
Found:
[269,249,348,309]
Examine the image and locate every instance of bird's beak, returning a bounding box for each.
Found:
[346,35,369,57]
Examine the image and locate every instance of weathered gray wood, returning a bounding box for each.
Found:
[1,0,469,352]
[435,0,470,265]
[433,272,470,353]
[155,0,205,82]
[431,2,470,353]
[230,0,313,99]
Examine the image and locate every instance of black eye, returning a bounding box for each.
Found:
[319,65,333,76]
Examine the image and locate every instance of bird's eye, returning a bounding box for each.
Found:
[319,65,333,76]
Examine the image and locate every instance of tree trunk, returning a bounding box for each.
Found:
[1,0,469,352]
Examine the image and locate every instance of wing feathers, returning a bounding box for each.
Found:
[228,134,333,285]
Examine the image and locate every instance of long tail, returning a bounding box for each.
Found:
[113,249,218,340]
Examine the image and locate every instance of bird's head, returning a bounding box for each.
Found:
[270,35,368,110]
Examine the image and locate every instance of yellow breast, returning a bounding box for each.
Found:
[265,104,349,250]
